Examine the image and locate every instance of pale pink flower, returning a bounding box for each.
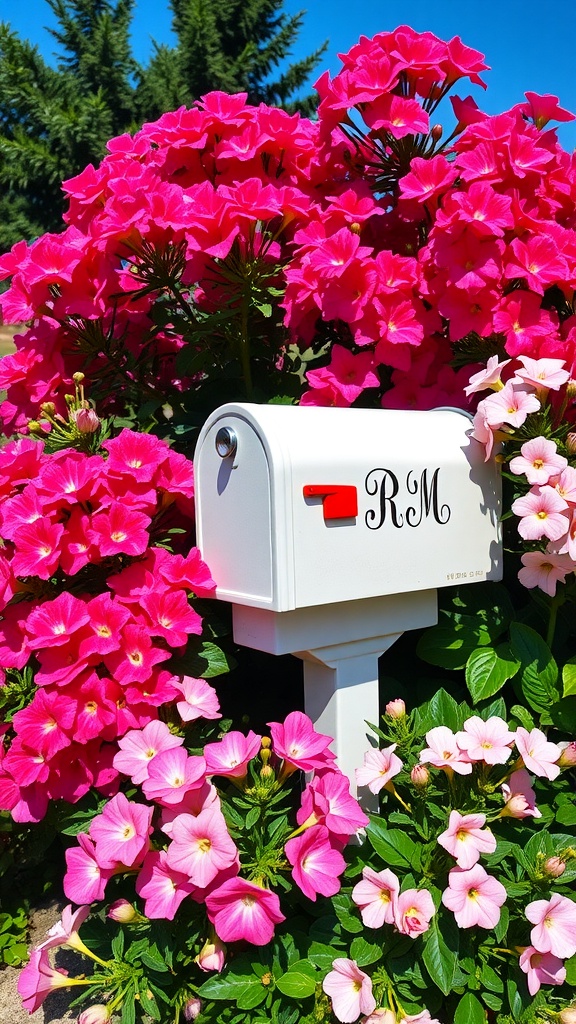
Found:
[526,893,576,958]
[482,383,540,428]
[394,889,435,938]
[113,721,184,784]
[174,676,221,723]
[196,936,226,973]
[509,437,567,485]
[551,465,576,503]
[519,945,566,996]
[512,486,568,542]
[385,699,406,718]
[501,769,541,819]
[78,1006,109,1024]
[558,741,576,767]
[401,1014,441,1024]
[141,748,207,805]
[515,727,562,780]
[107,899,137,923]
[167,807,238,888]
[518,550,573,597]
[514,355,570,391]
[437,810,497,868]
[356,745,403,793]
[442,865,507,928]
[205,877,285,946]
[352,867,400,928]
[419,727,472,775]
[36,904,91,952]
[455,716,515,765]
[323,959,376,1023]
[363,1011,396,1024]
[464,355,510,395]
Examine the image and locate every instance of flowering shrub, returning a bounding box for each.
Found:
[0,18,576,1024]
[16,698,576,1023]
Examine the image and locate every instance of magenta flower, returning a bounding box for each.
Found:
[455,716,515,765]
[515,727,561,780]
[268,711,335,772]
[501,769,541,819]
[394,888,435,938]
[356,745,403,793]
[63,833,114,905]
[36,904,91,952]
[285,824,346,901]
[437,810,497,868]
[419,727,472,775]
[518,945,566,995]
[167,807,238,889]
[17,947,78,1014]
[297,769,369,838]
[441,865,507,928]
[525,893,576,958]
[204,730,262,778]
[352,867,400,928]
[142,748,207,805]
[11,518,64,579]
[89,793,153,869]
[90,502,151,557]
[322,959,376,1023]
[205,877,285,946]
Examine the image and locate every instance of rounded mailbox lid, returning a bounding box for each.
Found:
[194,403,503,612]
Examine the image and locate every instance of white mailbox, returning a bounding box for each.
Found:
[195,404,502,806]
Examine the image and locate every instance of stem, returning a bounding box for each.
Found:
[546,597,560,649]
[239,292,253,400]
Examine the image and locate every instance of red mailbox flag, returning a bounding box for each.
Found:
[303,484,358,521]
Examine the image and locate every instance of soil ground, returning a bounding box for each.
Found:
[0,901,78,1024]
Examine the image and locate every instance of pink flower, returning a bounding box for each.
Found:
[481,383,540,428]
[196,936,226,973]
[323,959,376,1023]
[297,770,369,838]
[512,483,565,540]
[113,721,184,784]
[167,807,238,888]
[437,811,497,868]
[174,676,221,723]
[285,824,346,901]
[514,356,570,392]
[356,745,403,793]
[90,502,151,557]
[526,894,576,958]
[464,355,510,396]
[518,946,566,995]
[204,730,262,778]
[518,551,573,597]
[400,1014,441,1024]
[268,711,335,772]
[142,748,207,805]
[394,888,435,938]
[442,865,507,929]
[135,850,196,919]
[501,769,541,819]
[352,867,400,928]
[455,716,515,765]
[11,518,64,579]
[89,793,153,868]
[419,727,472,775]
[515,727,561,780]
[63,833,114,904]
[36,904,91,952]
[17,947,75,1014]
[205,877,285,946]
[510,437,567,485]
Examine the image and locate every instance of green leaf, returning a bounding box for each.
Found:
[331,895,363,934]
[121,991,136,1024]
[349,938,382,967]
[510,705,535,730]
[494,905,509,944]
[275,961,318,999]
[465,644,520,703]
[422,920,459,997]
[563,658,576,697]
[509,623,559,713]
[454,992,486,1024]
[199,956,268,1005]
[416,625,485,671]
[550,697,576,733]
[565,954,576,986]
[140,947,169,973]
[308,942,339,973]
[366,820,421,870]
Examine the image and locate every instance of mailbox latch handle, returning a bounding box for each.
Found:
[303,484,358,521]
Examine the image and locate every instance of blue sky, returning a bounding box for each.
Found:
[4,0,576,147]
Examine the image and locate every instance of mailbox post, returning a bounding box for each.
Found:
[195,403,502,807]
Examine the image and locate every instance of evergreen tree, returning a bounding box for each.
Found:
[0,0,326,252]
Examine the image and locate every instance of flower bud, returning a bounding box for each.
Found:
[385,699,406,719]
[73,372,86,385]
[107,899,137,923]
[567,379,576,401]
[349,221,362,235]
[183,997,203,1021]
[72,407,100,434]
[558,741,576,767]
[40,402,56,417]
[559,1009,576,1024]
[260,764,274,779]
[77,1006,109,1024]
[410,764,430,788]
[544,856,566,878]
[431,124,443,141]
[566,433,576,456]
[195,937,226,973]
[362,1011,396,1024]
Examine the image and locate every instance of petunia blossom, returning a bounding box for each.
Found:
[394,888,435,938]
[518,945,566,995]
[525,893,576,958]
[509,437,567,485]
[441,865,507,928]
[323,959,376,1024]
[356,745,403,793]
[352,867,400,929]
[500,769,541,819]
[285,824,346,901]
[437,810,497,868]
[455,716,515,765]
[205,877,285,946]
[419,727,472,775]
[515,727,561,780]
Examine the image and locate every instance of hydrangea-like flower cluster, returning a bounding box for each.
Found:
[0,430,214,822]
